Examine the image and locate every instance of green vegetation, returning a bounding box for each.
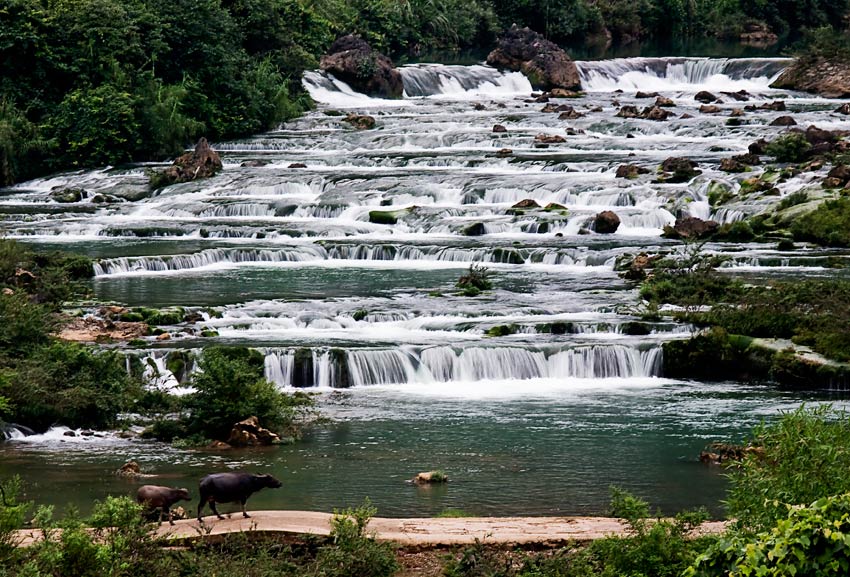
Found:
[456,263,493,296]
[765,132,812,163]
[792,197,850,247]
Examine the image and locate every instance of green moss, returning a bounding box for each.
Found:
[792,197,850,247]
[485,324,519,337]
[352,309,368,321]
[368,210,399,225]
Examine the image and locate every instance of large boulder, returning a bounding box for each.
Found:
[151,138,222,188]
[486,26,581,91]
[771,56,850,98]
[663,216,719,239]
[320,35,403,99]
[593,211,621,234]
[227,416,281,446]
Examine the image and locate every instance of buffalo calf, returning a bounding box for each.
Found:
[197,472,282,521]
[136,485,191,525]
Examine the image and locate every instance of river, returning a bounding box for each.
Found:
[1,56,849,517]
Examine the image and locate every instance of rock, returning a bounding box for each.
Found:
[548,88,580,98]
[770,115,797,126]
[828,165,850,186]
[680,113,694,119]
[227,416,281,447]
[115,460,155,477]
[512,199,540,209]
[320,35,403,98]
[660,157,701,183]
[729,108,745,117]
[49,187,86,203]
[240,160,268,168]
[635,91,658,98]
[412,471,448,484]
[732,153,761,166]
[1,288,12,296]
[156,332,171,341]
[494,148,513,157]
[616,105,641,118]
[837,103,850,115]
[534,133,566,144]
[654,96,675,107]
[694,91,717,103]
[720,158,746,173]
[740,23,778,46]
[615,164,650,179]
[699,442,763,465]
[749,138,769,155]
[699,105,721,114]
[207,440,231,449]
[619,253,660,281]
[152,138,222,188]
[823,177,845,189]
[541,103,559,113]
[342,113,376,130]
[801,124,842,146]
[721,90,751,102]
[486,26,581,90]
[642,105,672,121]
[462,222,486,236]
[593,211,620,234]
[493,124,507,133]
[760,100,786,111]
[544,202,567,211]
[771,56,850,98]
[58,316,148,343]
[63,430,76,437]
[81,430,95,437]
[663,216,719,239]
[473,103,486,110]
[556,105,582,119]
[288,163,307,169]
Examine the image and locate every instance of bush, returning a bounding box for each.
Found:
[792,197,850,247]
[765,133,811,163]
[689,493,850,577]
[457,263,492,295]
[181,347,314,441]
[313,499,398,577]
[725,405,850,535]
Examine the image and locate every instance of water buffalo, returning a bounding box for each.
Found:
[136,485,191,525]
[197,472,282,521]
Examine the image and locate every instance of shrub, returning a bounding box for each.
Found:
[312,499,398,577]
[689,493,850,577]
[181,347,314,441]
[457,263,492,296]
[725,405,850,535]
[765,133,811,163]
[792,197,850,247]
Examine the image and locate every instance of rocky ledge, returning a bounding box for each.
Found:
[771,57,850,98]
[486,26,581,91]
[320,35,403,98]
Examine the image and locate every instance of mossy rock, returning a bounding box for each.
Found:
[621,322,651,336]
[492,248,524,264]
[485,324,519,337]
[200,330,219,337]
[536,322,573,334]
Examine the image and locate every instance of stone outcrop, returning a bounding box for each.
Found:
[615,164,650,179]
[486,26,581,91]
[412,471,449,484]
[151,138,222,188]
[662,216,719,239]
[342,113,376,130]
[58,316,148,343]
[320,35,403,99]
[593,211,620,234]
[227,416,281,447]
[659,157,701,183]
[771,57,850,98]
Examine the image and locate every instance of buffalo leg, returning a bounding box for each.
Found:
[241,499,250,518]
[197,498,206,521]
[210,501,224,520]
[165,506,174,525]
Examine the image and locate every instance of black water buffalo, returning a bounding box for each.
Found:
[197,472,282,521]
[136,485,191,525]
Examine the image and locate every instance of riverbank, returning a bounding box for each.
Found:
[15,510,728,547]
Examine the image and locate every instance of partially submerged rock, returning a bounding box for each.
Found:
[486,26,581,91]
[320,35,403,98]
[593,211,620,234]
[49,187,86,203]
[151,138,222,189]
[615,164,650,179]
[412,471,449,484]
[658,157,701,183]
[772,56,850,98]
[694,91,717,104]
[662,216,719,239]
[342,113,376,130]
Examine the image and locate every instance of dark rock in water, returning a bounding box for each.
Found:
[827,165,850,187]
[837,103,850,115]
[694,91,717,103]
[654,96,675,107]
[749,138,769,155]
[63,430,76,437]
[342,113,375,130]
[642,105,671,121]
[473,102,487,110]
[544,202,567,211]
[720,158,746,173]
[770,115,797,126]
[240,160,268,168]
[492,124,507,133]
[663,216,718,239]
[50,187,86,203]
[659,157,700,182]
[722,90,751,102]
[486,25,581,90]
[494,148,513,157]
[548,88,581,98]
[151,138,222,189]
[227,416,281,447]
[799,124,842,146]
[699,105,721,114]
[320,35,403,98]
[615,164,650,179]
[699,442,763,466]
[616,105,640,118]
[680,113,694,119]
[463,222,487,236]
[635,91,658,98]
[732,153,761,166]
[81,430,95,437]
[288,163,307,169]
[622,322,651,336]
[593,210,620,234]
[760,100,786,111]
[772,56,850,98]
[534,133,566,144]
[512,199,540,209]
[556,105,582,119]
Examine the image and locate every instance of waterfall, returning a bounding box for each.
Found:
[262,344,664,388]
[575,57,790,92]
[399,64,532,97]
